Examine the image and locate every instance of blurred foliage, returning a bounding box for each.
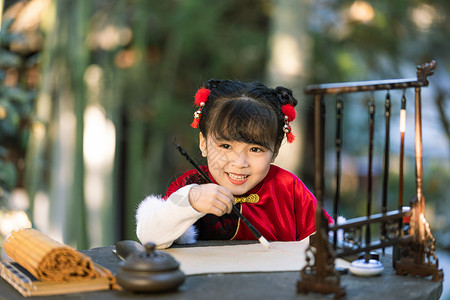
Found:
[308,0,450,82]
[0,0,448,246]
[0,15,36,209]
[19,0,271,244]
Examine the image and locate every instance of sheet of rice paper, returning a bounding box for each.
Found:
[164,240,350,275]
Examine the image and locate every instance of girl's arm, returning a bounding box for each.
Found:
[136,184,205,249]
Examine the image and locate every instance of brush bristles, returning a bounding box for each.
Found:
[258,236,272,249]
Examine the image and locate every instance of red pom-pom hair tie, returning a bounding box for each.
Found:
[281,104,296,121]
[281,104,296,143]
[194,88,210,106]
[190,88,211,128]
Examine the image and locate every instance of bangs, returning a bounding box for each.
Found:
[208,99,279,151]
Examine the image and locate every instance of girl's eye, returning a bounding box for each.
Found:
[250,147,263,153]
[220,144,231,149]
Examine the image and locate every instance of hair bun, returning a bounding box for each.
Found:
[205,79,222,90]
[274,86,297,107]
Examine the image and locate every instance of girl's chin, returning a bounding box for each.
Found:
[226,183,253,196]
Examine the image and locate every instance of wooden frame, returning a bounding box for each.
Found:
[297,61,443,299]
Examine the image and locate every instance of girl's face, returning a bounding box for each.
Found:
[199,133,276,196]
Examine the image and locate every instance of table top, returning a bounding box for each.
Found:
[0,241,443,300]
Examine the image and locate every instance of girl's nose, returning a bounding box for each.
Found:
[230,150,249,168]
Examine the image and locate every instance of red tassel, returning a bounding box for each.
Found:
[281,104,296,122]
[286,132,295,143]
[194,88,210,106]
[190,118,200,128]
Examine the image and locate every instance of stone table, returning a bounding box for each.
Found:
[0,241,443,300]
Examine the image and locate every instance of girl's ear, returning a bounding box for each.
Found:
[199,132,207,157]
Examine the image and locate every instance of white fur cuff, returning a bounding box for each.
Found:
[135,185,204,249]
[174,225,197,245]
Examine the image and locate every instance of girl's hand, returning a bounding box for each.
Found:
[188,184,235,216]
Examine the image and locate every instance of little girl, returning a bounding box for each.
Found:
[136,79,331,249]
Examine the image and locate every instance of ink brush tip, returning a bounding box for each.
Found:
[258,236,272,249]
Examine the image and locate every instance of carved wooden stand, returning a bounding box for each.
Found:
[297,214,345,299]
[396,198,444,281]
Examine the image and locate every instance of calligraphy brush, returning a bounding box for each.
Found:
[174,141,272,249]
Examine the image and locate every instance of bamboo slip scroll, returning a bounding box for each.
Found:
[3,228,106,282]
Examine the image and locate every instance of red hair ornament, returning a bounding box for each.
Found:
[190,88,211,128]
[281,104,296,143]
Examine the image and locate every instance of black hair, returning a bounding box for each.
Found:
[197,79,298,154]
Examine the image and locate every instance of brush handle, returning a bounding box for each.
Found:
[176,144,210,180]
[231,206,262,239]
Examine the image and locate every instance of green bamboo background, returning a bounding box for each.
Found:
[0,0,448,251]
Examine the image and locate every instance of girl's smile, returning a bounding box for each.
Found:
[226,172,249,185]
[199,133,276,195]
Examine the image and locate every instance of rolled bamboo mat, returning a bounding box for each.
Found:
[3,228,106,282]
